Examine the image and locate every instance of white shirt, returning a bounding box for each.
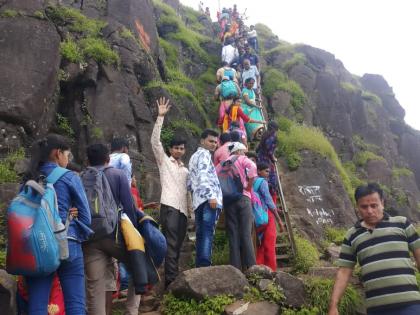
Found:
[151,116,190,216]
[221,44,239,65]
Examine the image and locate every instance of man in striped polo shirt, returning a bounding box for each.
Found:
[329,183,420,315]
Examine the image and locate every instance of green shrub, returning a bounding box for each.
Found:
[362,91,382,105]
[162,293,234,315]
[181,5,205,32]
[80,37,119,65]
[0,148,25,184]
[171,119,202,136]
[340,82,360,93]
[292,235,319,274]
[277,116,293,133]
[33,10,45,19]
[244,284,285,304]
[56,113,75,138]
[392,188,409,207]
[305,278,362,314]
[159,38,178,69]
[91,127,103,139]
[277,122,353,200]
[352,135,380,152]
[60,38,83,63]
[324,227,347,245]
[283,53,306,71]
[392,167,414,180]
[0,9,19,17]
[353,151,385,167]
[281,307,320,315]
[0,250,5,268]
[120,27,135,40]
[263,68,306,112]
[211,230,229,266]
[343,161,366,190]
[160,126,174,149]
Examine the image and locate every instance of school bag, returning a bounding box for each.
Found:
[6,167,70,276]
[138,214,167,268]
[81,166,119,240]
[216,156,243,204]
[223,68,235,81]
[252,178,269,228]
[220,80,238,99]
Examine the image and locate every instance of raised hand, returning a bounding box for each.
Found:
[156,97,171,117]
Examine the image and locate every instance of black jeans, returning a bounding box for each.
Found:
[160,204,187,285]
[224,196,256,271]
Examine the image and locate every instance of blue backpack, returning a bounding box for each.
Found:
[6,167,70,276]
[223,68,235,81]
[252,178,269,228]
[216,156,243,205]
[138,214,167,268]
[220,80,238,99]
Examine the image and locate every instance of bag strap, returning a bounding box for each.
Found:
[46,166,70,184]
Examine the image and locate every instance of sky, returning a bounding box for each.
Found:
[180,0,420,131]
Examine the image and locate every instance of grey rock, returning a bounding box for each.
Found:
[275,271,306,308]
[168,265,249,300]
[0,269,17,315]
[224,300,249,315]
[245,265,274,280]
[242,301,279,315]
[257,279,273,292]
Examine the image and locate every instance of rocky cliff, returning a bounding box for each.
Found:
[1,0,420,243]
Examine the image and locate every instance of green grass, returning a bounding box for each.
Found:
[170,119,202,136]
[119,27,135,40]
[33,10,45,19]
[180,5,205,32]
[340,82,360,93]
[277,118,354,200]
[60,38,84,63]
[283,53,306,71]
[79,37,119,65]
[211,230,229,266]
[343,161,366,190]
[0,148,25,184]
[392,188,409,207]
[159,38,178,69]
[263,68,306,111]
[153,0,210,61]
[305,277,362,314]
[352,135,380,152]
[292,235,319,274]
[244,284,285,305]
[353,150,385,167]
[362,90,382,105]
[392,167,414,180]
[162,293,234,315]
[281,307,320,315]
[324,227,347,245]
[0,9,19,17]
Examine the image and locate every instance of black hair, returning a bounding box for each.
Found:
[245,77,255,84]
[230,131,241,142]
[354,183,384,202]
[110,137,129,152]
[200,129,219,140]
[233,96,241,103]
[221,61,229,67]
[87,143,109,166]
[257,162,270,171]
[220,133,231,145]
[169,138,187,148]
[25,134,70,180]
[246,151,257,160]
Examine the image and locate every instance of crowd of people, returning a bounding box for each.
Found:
[6,3,420,315]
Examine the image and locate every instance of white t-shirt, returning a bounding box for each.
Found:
[221,44,239,65]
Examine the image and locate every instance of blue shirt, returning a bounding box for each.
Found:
[40,162,91,242]
[187,147,223,210]
[109,152,132,185]
[254,177,276,211]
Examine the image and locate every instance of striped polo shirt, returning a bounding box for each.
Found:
[337,212,420,312]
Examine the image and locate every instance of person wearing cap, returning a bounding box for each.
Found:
[222,142,257,271]
[216,61,238,84]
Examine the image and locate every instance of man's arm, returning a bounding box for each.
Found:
[328,267,353,315]
[151,97,171,165]
[413,248,420,269]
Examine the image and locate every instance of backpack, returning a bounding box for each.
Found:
[6,167,70,276]
[138,215,167,268]
[220,80,238,99]
[223,68,235,81]
[81,166,119,240]
[222,104,239,133]
[216,156,243,204]
[252,178,269,228]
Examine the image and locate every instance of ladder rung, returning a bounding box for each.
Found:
[276,254,290,260]
[275,243,289,248]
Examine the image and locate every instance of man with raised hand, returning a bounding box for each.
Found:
[328,183,420,315]
[151,97,190,288]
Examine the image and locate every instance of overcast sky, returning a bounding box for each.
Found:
[180,0,420,130]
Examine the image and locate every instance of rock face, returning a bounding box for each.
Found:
[168,265,249,300]
[274,271,306,308]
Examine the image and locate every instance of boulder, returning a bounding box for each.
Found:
[224,300,249,315]
[274,271,306,308]
[257,279,273,292]
[168,265,249,300]
[242,301,279,315]
[245,265,274,280]
[0,269,17,315]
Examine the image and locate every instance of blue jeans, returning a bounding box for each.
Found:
[119,262,130,291]
[368,304,420,315]
[195,202,221,267]
[26,240,86,315]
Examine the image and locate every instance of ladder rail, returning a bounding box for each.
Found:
[255,92,296,256]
